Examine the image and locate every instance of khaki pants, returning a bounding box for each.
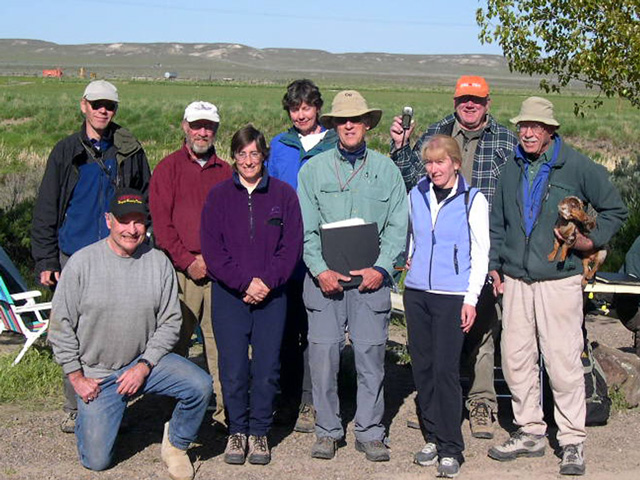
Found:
[174,271,225,425]
[501,275,586,446]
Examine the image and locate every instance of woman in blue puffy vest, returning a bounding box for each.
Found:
[403,134,490,478]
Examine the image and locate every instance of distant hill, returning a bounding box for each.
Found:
[0,39,543,88]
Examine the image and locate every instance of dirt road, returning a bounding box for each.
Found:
[1,314,639,480]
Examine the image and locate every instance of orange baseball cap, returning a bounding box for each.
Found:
[454,76,490,98]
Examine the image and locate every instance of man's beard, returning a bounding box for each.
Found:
[188,137,214,155]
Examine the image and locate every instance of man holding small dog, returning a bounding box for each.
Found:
[487,97,627,476]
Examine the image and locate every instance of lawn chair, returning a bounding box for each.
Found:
[0,274,51,365]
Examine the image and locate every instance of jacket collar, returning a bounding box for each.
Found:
[417,171,470,198]
[232,168,270,192]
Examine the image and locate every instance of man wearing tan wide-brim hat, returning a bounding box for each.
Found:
[487,96,627,476]
[297,90,408,462]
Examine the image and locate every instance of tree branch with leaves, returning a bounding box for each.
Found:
[477,0,640,113]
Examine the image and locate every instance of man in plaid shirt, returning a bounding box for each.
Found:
[390,76,517,443]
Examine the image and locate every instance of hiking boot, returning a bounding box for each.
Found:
[414,442,438,467]
[355,439,390,462]
[311,436,337,460]
[469,402,494,439]
[488,429,546,461]
[224,433,248,465]
[161,422,194,480]
[559,443,585,476]
[60,411,77,434]
[437,457,460,478]
[294,403,316,433]
[406,409,420,429]
[247,435,270,465]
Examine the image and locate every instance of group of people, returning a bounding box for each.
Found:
[33,75,627,479]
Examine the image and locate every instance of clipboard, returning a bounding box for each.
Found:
[320,221,380,288]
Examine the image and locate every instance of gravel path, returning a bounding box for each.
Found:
[1,313,639,480]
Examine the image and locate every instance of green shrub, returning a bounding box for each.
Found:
[606,155,640,271]
[0,198,36,287]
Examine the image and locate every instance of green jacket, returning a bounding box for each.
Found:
[297,146,408,278]
[489,138,627,282]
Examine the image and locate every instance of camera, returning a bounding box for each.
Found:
[401,106,413,130]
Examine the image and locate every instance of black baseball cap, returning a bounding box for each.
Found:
[109,188,148,219]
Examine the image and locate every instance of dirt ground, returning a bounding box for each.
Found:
[1,313,639,480]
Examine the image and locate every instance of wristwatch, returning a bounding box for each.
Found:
[137,358,153,370]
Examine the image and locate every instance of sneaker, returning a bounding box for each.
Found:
[559,443,585,476]
[488,429,546,461]
[437,457,460,478]
[311,436,337,460]
[224,433,248,465]
[414,442,438,466]
[355,439,390,462]
[294,403,316,433]
[469,402,494,439]
[60,411,77,434]
[247,435,270,465]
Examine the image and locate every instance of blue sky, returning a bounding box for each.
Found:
[3,0,502,55]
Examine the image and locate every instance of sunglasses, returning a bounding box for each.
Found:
[88,100,118,112]
[333,116,365,125]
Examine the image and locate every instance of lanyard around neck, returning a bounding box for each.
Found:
[334,153,367,192]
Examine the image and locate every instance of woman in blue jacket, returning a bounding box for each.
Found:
[403,134,490,478]
[200,124,303,466]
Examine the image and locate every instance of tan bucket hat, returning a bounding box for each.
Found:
[510,96,560,127]
[319,90,382,129]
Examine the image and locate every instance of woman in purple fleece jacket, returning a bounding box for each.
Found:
[200,124,303,466]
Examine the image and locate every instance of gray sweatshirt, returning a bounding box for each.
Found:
[49,239,182,378]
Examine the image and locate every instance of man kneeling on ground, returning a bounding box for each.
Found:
[48,188,211,480]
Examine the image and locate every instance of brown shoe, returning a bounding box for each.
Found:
[469,402,494,439]
[60,411,77,434]
[224,433,248,465]
[294,403,316,433]
[248,435,271,465]
[311,436,337,460]
[161,422,194,480]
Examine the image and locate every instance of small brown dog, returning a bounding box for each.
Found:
[548,196,607,286]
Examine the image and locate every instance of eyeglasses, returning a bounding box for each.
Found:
[235,151,262,160]
[187,120,217,131]
[88,100,117,112]
[517,122,546,134]
[455,95,488,106]
[333,116,365,125]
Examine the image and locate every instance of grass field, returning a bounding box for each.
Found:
[2,76,640,174]
[0,75,639,277]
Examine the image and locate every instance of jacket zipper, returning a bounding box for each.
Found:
[248,192,254,240]
[427,190,466,288]
[454,244,459,274]
[522,174,553,275]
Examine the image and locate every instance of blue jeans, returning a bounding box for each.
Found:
[75,353,211,471]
